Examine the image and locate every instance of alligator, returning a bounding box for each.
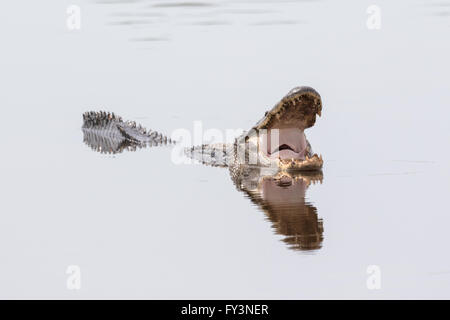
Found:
[82,86,323,168]
[82,86,324,250]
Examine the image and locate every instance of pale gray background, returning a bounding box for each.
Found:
[0,0,450,298]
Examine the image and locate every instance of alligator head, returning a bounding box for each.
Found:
[235,86,323,171]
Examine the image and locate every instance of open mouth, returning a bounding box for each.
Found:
[275,144,295,152]
[273,144,295,153]
[261,127,307,160]
[269,143,303,159]
[244,86,323,169]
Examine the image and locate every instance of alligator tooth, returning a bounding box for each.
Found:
[317,109,321,117]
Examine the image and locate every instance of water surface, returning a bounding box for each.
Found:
[1,0,450,298]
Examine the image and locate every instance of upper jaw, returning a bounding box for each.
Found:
[252,86,322,132]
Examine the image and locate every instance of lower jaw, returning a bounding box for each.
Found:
[277,154,323,171]
[257,153,323,171]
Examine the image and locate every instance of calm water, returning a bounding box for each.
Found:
[1,0,450,298]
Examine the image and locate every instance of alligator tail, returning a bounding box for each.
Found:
[82,111,173,154]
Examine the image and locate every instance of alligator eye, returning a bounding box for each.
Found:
[264,111,268,116]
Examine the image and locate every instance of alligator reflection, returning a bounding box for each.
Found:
[82,117,324,251]
[230,166,323,251]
